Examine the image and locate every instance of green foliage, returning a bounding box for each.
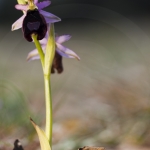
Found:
[0,79,30,127]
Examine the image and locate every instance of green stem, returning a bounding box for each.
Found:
[44,74,52,145]
[32,34,45,69]
[32,24,55,147]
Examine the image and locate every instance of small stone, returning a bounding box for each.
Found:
[13,139,24,150]
[78,146,105,150]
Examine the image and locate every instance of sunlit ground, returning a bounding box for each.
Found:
[1,14,150,150]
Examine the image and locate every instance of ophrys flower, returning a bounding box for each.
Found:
[27,29,80,73]
[12,0,61,31]
[27,33,80,61]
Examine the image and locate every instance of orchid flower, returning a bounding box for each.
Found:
[27,31,80,73]
[27,33,80,61]
[12,0,61,31]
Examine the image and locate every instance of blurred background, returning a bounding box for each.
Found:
[1,0,150,150]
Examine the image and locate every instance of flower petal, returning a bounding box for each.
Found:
[27,49,39,61]
[15,4,28,11]
[12,14,26,31]
[40,10,61,23]
[28,55,40,61]
[56,35,71,44]
[27,46,46,61]
[56,49,74,58]
[44,16,61,24]
[34,0,38,4]
[56,43,80,60]
[37,0,51,10]
[39,37,47,45]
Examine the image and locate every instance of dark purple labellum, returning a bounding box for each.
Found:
[27,22,40,31]
[22,9,47,42]
[51,51,63,74]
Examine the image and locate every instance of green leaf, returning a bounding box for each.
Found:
[17,0,26,4]
[30,118,51,150]
[44,24,55,76]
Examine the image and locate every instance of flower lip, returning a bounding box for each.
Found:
[51,51,63,74]
[23,8,47,42]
